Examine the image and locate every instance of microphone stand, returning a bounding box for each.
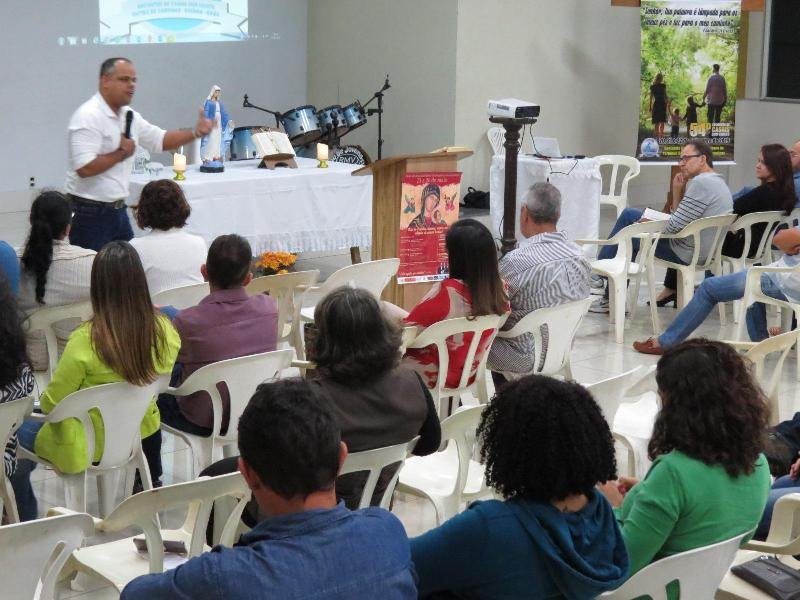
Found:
[362,76,391,160]
[242,94,282,129]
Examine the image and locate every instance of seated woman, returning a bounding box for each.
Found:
[633,226,800,354]
[755,456,800,540]
[403,218,509,390]
[600,339,770,592]
[410,375,629,599]
[130,179,206,297]
[721,143,795,259]
[0,274,36,521]
[19,191,95,370]
[16,241,180,490]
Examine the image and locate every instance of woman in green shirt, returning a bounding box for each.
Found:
[17,241,180,502]
[600,339,771,592]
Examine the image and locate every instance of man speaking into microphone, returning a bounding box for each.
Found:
[65,57,213,251]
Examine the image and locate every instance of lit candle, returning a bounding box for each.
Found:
[317,143,329,161]
[173,152,187,171]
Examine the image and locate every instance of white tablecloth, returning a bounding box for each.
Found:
[489,155,601,258]
[127,157,372,253]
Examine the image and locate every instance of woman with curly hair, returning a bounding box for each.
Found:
[130,179,206,296]
[411,375,629,599]
[600,339,770,588]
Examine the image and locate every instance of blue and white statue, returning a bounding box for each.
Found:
[200,85,230,172]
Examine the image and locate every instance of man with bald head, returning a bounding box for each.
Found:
[65,57,213,251]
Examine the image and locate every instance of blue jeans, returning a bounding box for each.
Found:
[11,422,43,522]
[755,475,800,539]
[658,271,787,347]
[69,197,133,252]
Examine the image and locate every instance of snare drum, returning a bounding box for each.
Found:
[316,105,349,138]
[342,101,368,132]
[229,126,262,160]
[280,105,321,146]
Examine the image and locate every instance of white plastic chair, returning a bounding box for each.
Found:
[0,512,94,600]
[646,213,737,334]
[718,211,784,323]
[162,349,294,478]
[245,270,320,347]
[151,281,210,310]
[24,301,93,384]
[56,473,250,592]
[397,406,491,526]
[599,531,748,600]
[487,126,505,156]
[339,437,419,510]
[293,258,400,359]
[595,155,641,219]
[577,221,665,343]
[18,377,168,517]
[585,367,645,478]
[736,264,800,380]
[0,395,35,523]
[494,298,591,380]
[405,314,503,415]
[719,494,800,600]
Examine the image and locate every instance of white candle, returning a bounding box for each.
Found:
[173,152,187,171]
[317,143,329,161]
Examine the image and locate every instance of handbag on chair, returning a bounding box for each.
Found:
[731,555,800,599]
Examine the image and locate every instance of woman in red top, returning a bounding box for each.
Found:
[404,219,509,389]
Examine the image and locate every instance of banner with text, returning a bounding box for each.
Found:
[397,172,461,284]
[637,0,740,163]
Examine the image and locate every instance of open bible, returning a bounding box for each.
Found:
[251,128,297,168]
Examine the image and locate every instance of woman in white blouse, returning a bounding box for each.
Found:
[19,191,96,369]
[130,179,207,297]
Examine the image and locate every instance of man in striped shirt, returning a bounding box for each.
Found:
[488,183,590,378]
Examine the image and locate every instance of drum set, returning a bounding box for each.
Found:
[235,76,391,165]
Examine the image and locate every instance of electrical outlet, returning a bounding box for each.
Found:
[29,176,35,188]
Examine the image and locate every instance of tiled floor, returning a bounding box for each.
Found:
[16,206,800,597]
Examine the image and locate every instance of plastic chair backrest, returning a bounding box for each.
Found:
[585,366,644,427]
[599,531,748,600]
[25,301,93,379]
[605,220,666,265]
[0,512,94,600]
[406,314,503,394]
[745,330,800,424]
[0,395,34,450]
[497,298,591,376]
[151,282,210,310]
[728,210,784,262]
[97,473,250,572]
[663,213,737,269]
[487,127,505,156]
[782,207,800,229]
[339,437,419,509]
[46,377,167,470]
[595,155,641,201]
[171,349,294,442]
[246,270,320,343]
[438,406,484,501]
[319,258,399,298]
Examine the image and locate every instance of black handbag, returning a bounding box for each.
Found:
[731,555,800,599]
[461,187,489,210]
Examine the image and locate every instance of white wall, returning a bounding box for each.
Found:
[307,0,458,161]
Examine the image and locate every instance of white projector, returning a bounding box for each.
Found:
[487,98,540,119]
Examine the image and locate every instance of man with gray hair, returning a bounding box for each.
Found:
[488,182,591,381]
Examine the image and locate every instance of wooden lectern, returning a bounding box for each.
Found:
[353,150,473,310]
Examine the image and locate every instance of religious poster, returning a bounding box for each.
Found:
[397,172,461,284]
[637,0,741,162]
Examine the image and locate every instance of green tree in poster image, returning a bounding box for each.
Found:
[639,1,739,135]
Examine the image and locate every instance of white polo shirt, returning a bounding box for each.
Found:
[65,92,166,202]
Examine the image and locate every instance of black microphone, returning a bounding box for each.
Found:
[124,110,133,139]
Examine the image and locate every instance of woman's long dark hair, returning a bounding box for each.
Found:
[21,191,73,304]
[649,339,769,478]
[446,219,508,316]
[760,144,796,215]
[0,274,30,388]
[309,286,401,386]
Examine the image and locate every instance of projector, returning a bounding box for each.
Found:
[487,98,540,119]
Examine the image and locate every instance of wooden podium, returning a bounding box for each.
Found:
[353,150,473,310]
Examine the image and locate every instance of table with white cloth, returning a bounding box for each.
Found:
[127,157,372,253]
[489,155,601,258]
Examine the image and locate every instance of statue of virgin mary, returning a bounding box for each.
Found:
[200,85,230,172]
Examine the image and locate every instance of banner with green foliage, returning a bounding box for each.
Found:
[637,0,740,163]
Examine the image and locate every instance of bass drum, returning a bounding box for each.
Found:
[330,145,372,166]
[316,105,349,138]
[229,126,262,161]
[341,101,368,133]
[280,105,322,147]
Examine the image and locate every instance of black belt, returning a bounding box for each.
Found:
[69,195,127,210]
